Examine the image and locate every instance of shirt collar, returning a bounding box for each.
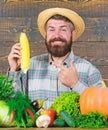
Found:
[48,51,75,67]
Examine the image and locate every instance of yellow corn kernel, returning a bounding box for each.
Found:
[101,80,106,88]
[20,32,30,74]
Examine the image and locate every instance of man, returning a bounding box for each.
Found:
[8,8,102,108]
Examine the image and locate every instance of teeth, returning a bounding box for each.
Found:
[52,41,63,45]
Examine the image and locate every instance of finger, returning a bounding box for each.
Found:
[10,48,21,58]
[9,52,20,60]
[12,53,21,59]
[12,49,21,56]
[12,43,21,51]
[15,42,20,46]
[11,43,21,55]
[17,59,21,66]
[70,60,76,71]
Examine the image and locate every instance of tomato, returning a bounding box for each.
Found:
[41,109,55,126]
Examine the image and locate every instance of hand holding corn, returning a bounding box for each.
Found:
[8,32,30,73]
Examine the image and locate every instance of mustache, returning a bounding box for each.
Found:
[48,38,67,43]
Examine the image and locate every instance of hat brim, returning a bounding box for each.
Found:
[37,8,85,41]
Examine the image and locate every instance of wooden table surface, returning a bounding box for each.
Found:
[0,128,107,130]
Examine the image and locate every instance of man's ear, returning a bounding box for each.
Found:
[72,30,76,41]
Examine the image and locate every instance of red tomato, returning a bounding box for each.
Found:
[41,109,55,126]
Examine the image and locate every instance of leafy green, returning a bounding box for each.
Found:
[0,75,14,101]
[0,75,37,128]
[50,92,80,118]
[0,100,10,126]
[7,91,35,128]
[76,112,108,128]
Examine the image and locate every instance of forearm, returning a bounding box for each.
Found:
[72,80,89,94]
[72,77,102,94]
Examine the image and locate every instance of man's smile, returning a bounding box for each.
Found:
[51,41,65,46]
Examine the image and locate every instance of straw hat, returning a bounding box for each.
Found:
[37,7,85,41]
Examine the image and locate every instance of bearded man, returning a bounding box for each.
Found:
[8,8,102,108]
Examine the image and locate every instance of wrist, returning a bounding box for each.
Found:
[9,67,21,72]
[70,80,78,89]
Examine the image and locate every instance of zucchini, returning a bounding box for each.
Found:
[53,119,65,127]
[60,110,75,127]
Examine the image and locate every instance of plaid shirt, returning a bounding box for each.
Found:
[8,51,102,109]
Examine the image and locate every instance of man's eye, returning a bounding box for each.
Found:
[61,29,67,31]
[50,29,54,31]
[48,29,54,32]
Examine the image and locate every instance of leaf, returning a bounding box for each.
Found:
[0,75,14,101]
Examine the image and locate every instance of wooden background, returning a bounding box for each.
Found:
[0,0,108,86]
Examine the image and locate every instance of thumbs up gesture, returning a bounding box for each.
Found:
[53,60,78,88]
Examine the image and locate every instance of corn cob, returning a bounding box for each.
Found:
[20,32,30,74]
[101,80,106,88]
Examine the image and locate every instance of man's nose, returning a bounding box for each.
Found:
[54,30,61,38]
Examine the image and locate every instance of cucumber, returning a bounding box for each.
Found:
[60,110,75,127]
[53,119,65,127]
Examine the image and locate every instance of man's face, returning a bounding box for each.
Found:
[45,19,73,57]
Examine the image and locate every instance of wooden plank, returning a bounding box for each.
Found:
[76,0,108,17]
[0,0,107,17]
[81,18,108,42]
[73,42,108,66]
[0,17,108,42]
[0,17,31,42]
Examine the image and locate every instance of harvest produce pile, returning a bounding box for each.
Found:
[0,75,108,128]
